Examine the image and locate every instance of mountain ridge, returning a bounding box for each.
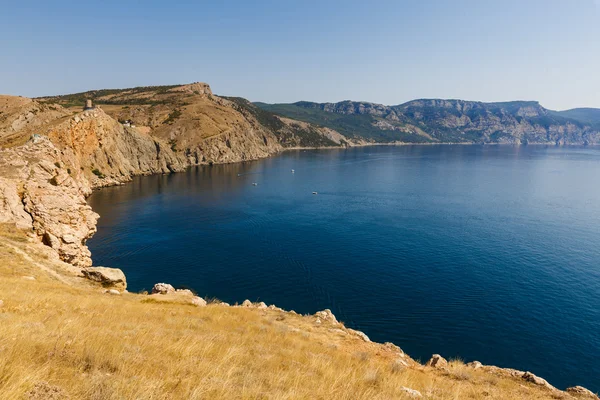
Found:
[257,98,600,145]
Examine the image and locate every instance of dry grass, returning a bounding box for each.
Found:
[0,227,571,399]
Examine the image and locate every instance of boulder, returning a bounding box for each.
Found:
[426,354,448,369]
[107,289,120,295]
[82,267,127,290]
[466,361,483,369]
[176,289,194,296]
[256,302,267,309]
[566,386,599,399]
[241,299,252,307]
[191,296,207,307]
[315,309,338,324]
[152,283,175,295]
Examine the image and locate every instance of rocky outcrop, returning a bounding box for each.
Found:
[81,266,127,290]
[567,386,599,399]
[522,371,556,391]
[0,136,98,267]
[425,354,448,369]
[152,283,176,294]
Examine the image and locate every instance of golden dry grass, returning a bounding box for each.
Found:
[0,226,575,399]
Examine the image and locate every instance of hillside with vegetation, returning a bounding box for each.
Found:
[256,100,600,145]
[38,84,354,153]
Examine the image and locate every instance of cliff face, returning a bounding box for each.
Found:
[1,84,350,269]
[0,136,98,267]
[258,100,600,145]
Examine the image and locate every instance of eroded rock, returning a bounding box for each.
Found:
[191,296,207,307]
[152,283,176,295]
[241,299,252,307]
[315,309,338,324]
[522,371,556,391]
[467,361,483,369]
[426,354,448,369]
[82,266,127,290]
[566,386,599,399]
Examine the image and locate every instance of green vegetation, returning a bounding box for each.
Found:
[550,108,600,127]
[37,85,184,107]
[91,168,105,179]
[163,109,182,125]
[256,102,430,143]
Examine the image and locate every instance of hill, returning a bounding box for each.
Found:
[550,108,600,126]
[256,100,600,145]
[38,84,355,155]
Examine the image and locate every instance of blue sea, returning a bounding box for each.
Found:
[88,145,600,392]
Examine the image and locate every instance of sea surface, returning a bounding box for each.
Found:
[88,145,600,392]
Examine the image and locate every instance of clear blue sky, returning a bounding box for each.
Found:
[1,0,599,110]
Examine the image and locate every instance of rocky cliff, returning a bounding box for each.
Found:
[1,84,353,269]
[258,100,600,145]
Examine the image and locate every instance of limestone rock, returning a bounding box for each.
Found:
[467,361,483,369]
[566,386,599,399]
[426,354,448,369]
[256,301,267,309]
[82,266,127,290]
[176,289,194,296]
[521,371,556,391]
[241,299,252,307]
[315,309,338,324]
[384,342,404,355]
[107,289,120,295]
[400,387,422,398]
[152,283,176,295]
[191,296,207,307]
[347,328,370,342]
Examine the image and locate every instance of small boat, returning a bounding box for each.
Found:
[312,191,318,195]
[237,173,241,177]
[291,169,295,173]
[252,182,258,186]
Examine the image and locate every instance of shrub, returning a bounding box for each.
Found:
[91,168,105,179]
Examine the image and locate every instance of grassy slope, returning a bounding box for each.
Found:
[0,224,577,400]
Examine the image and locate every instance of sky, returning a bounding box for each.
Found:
[1,0,599,110]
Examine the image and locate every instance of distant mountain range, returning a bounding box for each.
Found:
[256,100,600,145]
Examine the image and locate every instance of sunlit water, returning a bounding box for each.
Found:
[88,145,600,391]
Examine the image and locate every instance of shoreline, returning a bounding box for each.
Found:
[82,143,599,395]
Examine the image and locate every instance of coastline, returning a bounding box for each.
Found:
[82,144,597,395]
